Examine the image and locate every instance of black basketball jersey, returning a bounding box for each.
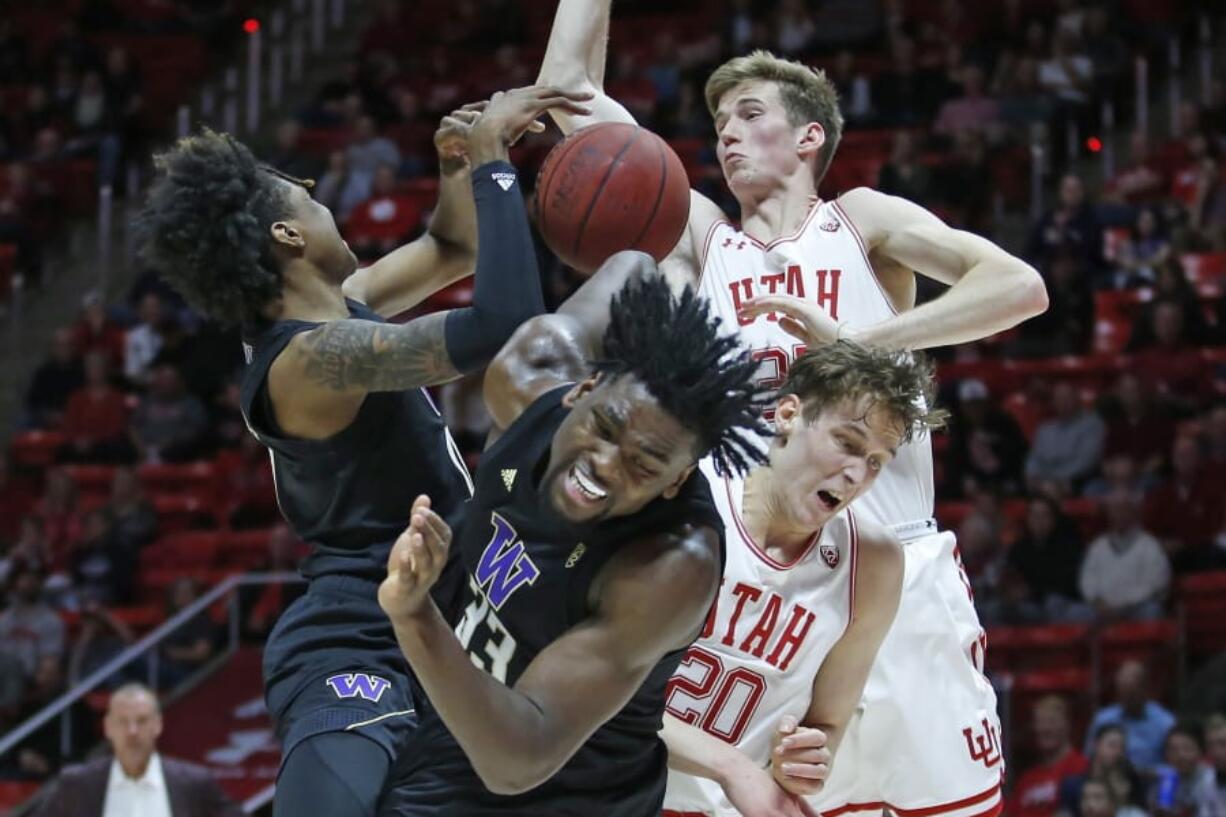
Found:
[387,385,725,817]
[239,299,474,582]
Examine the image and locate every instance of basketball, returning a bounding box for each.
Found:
[535,122,691,273]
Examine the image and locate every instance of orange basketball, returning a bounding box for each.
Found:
[535,122,690,273]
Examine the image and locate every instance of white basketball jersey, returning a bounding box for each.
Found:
[663,459,860,815]
[696,199,935,532]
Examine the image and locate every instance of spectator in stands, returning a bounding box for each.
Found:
[1080,489,1170,621]
[1146,436,1223,573]
[1083,6,1128,96]
[1026,381,1106,494]
[1206,404,1226,465]
[71,291,124,367]
[123,292,170,387]
[1152,725,1215,817]
[1114,208,1171,289]
[243,526,306,639]
[1086,661,1177,774]
[129,364,209,464]
[772,0,815,57]
[873,35,930,126]
[34,468,83,573]
[157,578,214,689]
[1008,495,1088,622]
[33,682,242,816]
[59,351,133,464]
[956,510,1016,625]
[1084,452,1154,499]
[313,149,366,222]
[69,509,129,606]
[0,453,35,548]
[69,69,121,187]
[1102,373,1176,477]
[948,378,1028,497]
[345,114,399,194]
[25,328,83,430]
[102,46,144,156]
[1080,778,1147,817]
[1195,714,1226,816]
[103,466,157,554]
[1107,131,1168,206]
[6,518,52,579]
[1016,250,1094,356]
[1028,173,1102,271]
[995,54,1056,127]
[7,656,73,780]
[214,434,278,529]
[1130,300,1210,407]
[829,50,872,125]
[939,129,993,233]
[1010,695,1090,817]
[346,163,424,259]
[1188,155,1226,251]
[67,600,136,688]
[878,130,933,203]
[1037,29,1092,154]
[1134,260,1211,346]
[264,119,320,183]
[1062,724,1147,817]
[0,563,65,680]
[935,65,999,138]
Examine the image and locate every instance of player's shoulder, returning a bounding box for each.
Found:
[848,512,903,582]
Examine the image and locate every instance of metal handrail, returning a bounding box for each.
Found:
[0,571,304,758]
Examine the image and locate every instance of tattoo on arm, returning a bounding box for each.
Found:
[299,313,460,392]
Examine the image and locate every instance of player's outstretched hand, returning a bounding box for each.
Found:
[378,495,452,621]
[722,761,819,817]
[468,85,593,162]
[434,101,487,172]
[769,716,832,797]
[737,295,843,348]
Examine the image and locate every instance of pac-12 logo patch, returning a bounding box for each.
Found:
[819,544,840,569]
[325,673,390,703]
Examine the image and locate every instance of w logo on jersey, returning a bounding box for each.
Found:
[325,673,390,703]
[474,512,540,610]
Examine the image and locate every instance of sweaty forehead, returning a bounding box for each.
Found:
[822,395,905,450]
[598,378,697,461]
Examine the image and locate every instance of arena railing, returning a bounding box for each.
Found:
[0,572,306,766]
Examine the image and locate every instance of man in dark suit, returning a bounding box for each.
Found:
[33,682,241,817]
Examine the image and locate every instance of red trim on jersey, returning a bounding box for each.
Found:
[723,473,819,570]
[846,507,860,621]
[697,217,733,285]
[740,197,824,251]
[831,199,901,317]
[820,779,1003,817]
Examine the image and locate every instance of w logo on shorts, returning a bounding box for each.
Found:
[325,673,391,703]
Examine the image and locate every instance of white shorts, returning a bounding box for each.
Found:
[810,531,1004,817]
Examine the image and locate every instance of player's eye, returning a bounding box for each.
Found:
[593,415,614,441]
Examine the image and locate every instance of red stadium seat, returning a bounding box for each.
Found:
[1177,572,1226,655]
[1181,252,1226,286]
[138,461,217,495]
[62,464,116,495]
[1098,619,1180,699]
[220,529,274,570]
[987,624,1093,674]
[151,493,215,534]
[110,604,164,632]
[0,243,15,301]
[10,429,66,469]
[140,531,223,572]
[935,501,973,532]
[0,780,41,811]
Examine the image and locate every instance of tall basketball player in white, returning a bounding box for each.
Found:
[536,4,1047,816]
[661,344,946,817]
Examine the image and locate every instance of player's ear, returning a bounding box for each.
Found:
[562,373,602,408]
[270,220,306,250]
[661,462,696,499]
[773,393,804,442]
[797,121,825,160]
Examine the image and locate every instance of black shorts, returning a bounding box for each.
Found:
[264,575,419,765]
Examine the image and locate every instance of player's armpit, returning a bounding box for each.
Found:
[658,191,728,292]
[268,313,459,439]
[799,518,902,757]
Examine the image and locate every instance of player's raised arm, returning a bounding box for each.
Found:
[480,250,660,435]
[381,502,721,796]
[536,0,637,133]
[339,105,483,317]
[269,86,591,439]
[770,517,903,797]
[847,189,1048,349]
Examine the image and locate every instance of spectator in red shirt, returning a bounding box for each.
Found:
[1106,131,1168,205]
[57,351,133,465]
[1102,373,1176,477]
[1146,436,1224,572]
[1010,695,1091,817]
[1130,301,1211,408]
[344,163,426,260]
[70,291,124,367]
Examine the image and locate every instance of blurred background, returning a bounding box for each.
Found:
[0,0,1223,814]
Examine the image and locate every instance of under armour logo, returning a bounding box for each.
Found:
[721,237,747,250]
[325,673,391,703]
[819,219,840,232]
[501,469,517,491]
[962,718,1002,768]
[491,171,516,192]
[565,542,587,569]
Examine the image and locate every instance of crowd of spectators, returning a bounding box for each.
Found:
[0,0,1223,809]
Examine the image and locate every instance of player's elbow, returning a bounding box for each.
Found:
[535,61,600,96]
[473,757,555,796]
[1014,262,1049,317]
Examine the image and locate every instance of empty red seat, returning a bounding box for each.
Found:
[138,461,217,495]
[140,531,223,572]
[1178,572,1226,655]
[1180,252,1226,286]
[151,494,215,533]
[10,429,66,469]
[988,624,1093,674]
[110,604,164,632]
[1099,619,1180,698]
[220,529,274,569]
[62,464,116,494]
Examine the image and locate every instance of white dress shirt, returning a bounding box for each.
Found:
[103,753,173,817]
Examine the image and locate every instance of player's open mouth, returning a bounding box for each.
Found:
[567,463,608,504]
[816,489,841,512]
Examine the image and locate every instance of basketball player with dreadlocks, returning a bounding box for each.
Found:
[537,4,1049,815]
[137,86,591,817]
[375,258,770,817]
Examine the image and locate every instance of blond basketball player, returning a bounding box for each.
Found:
[536,3,1047,816]
[661,344,945,817]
